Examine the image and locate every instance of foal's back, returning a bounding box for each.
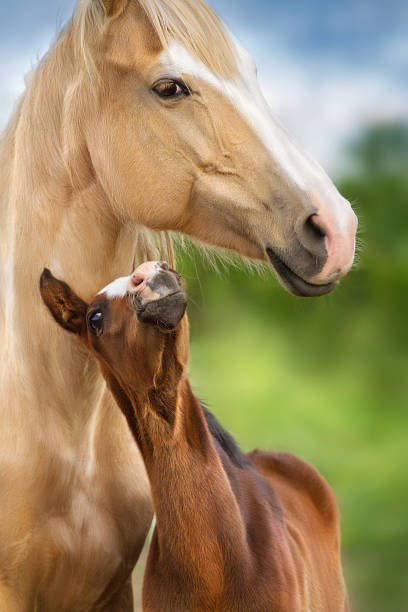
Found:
[202,407,348,611]
[248,449,348,611]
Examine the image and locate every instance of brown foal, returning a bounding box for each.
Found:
[40,262,348,612]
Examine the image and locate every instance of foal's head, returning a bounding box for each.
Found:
[39,263,188,388]
[68,0,357,297]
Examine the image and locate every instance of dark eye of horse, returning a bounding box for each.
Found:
[89,311,103,334]
[153,80,190,99]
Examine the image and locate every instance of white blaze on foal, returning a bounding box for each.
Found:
[100,262,174,301]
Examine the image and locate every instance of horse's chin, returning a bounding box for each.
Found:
[266,248,337,298]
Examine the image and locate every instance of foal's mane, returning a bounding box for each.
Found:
[203,406,249,470]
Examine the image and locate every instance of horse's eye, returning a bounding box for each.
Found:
[89,311,103,334]
[153,80,190,99]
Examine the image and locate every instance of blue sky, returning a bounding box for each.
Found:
[1,0,406,174]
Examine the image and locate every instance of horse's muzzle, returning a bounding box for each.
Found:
[266,248,337,298]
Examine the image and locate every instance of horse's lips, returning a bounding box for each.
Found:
[266,248,337,298]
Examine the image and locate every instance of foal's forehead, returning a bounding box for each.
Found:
[97,276,131,300]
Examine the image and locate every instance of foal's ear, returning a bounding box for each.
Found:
[100,0,129,18]
[40,269,88,336]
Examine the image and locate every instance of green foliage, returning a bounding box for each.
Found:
[348,121,408,177]
[175,122,408,612]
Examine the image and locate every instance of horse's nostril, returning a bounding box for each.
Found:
[305,215,327,241]
[293,212,329,274]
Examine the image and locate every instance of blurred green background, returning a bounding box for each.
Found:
[133,122,408,612]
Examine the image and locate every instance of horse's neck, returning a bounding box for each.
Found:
[0,107,138,449]
[0,35,162,470]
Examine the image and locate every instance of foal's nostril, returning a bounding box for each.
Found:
[131,273,145,289]
[305,215,327,241]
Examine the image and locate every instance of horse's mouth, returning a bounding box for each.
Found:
[266,248,336,298]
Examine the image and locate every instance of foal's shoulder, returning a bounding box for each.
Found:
[247,449,339,527]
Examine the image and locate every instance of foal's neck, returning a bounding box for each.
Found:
[105,335,251,591]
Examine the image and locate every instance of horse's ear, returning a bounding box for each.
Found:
[40,269,88,336]
[100,0,129,18]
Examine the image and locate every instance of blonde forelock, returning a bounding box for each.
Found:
[73,0,239,79]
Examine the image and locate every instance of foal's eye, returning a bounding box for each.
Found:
[89,311,103,334]
[153,80,190,99]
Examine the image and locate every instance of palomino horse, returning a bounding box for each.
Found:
[0,0,357,609]
[40,262,349,611]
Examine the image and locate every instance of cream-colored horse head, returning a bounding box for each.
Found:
[76,0,357,297]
